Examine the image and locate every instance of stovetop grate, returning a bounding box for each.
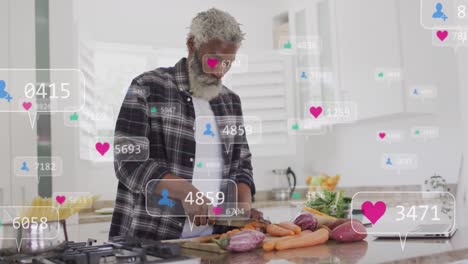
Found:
[0,237,197,264]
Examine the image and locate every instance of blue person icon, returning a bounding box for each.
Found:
[203,123,215,138]
[158,188,175,208]
[386,158,393,166]
[300,71,307,79]
[413,88,418,95]
[0,80,13,103]
[432,3,448,21]
[20,162,30,172]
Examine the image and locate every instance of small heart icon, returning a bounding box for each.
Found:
[436,30,448,41]
[22,102,32,111]
[361,201,387,225]
[212,206,223,216]
[379,132,386,139]
[56,195,66,205]
[95,142,110,156]
[207,58,218,69]
[309,106,323,119]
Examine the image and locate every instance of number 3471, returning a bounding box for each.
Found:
[395,205,440,221]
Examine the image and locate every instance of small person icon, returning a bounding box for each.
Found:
[413,88,418,95]
[158,188,174,208]
[0,80,13,103]
[20,162,30,172]
[386,158,393,166]
[300,71,307,79]
[203,123,215,138]
[432,3,448,21]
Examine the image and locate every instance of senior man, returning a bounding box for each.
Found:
[110,8,262,240]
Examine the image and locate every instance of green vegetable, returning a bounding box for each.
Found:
[305,190,350,218]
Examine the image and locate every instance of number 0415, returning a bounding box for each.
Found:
[24,83,71,99]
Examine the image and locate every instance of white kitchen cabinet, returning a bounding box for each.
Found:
[333,0,405,120]
[398,0,438,114]
[286,0,407,123]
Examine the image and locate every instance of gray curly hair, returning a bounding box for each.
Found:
[188,8,245,48]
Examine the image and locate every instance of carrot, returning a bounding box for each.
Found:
[303,207,336,219]
[243,223,255,229]
[275,228,329,251]
[252,220,268,228]
[220,228,241,239]
[266,224,294,237]
[277,222,301,234]
[262,230,313,252]
[318,225,332,233]
[262,241,276,252]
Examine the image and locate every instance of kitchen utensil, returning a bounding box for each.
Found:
[424,174,449,192]
[271,167,297,201]
[210,218,253,227]
[163,234,221,244]
[0,220,68,255]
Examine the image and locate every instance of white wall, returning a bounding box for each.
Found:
[49,0,81,196]
[76,0,285,52]
[456,46,468,226]
[302,0,463,187]
[3,0,38,205]
[0,0,11,206]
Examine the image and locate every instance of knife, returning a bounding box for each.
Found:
[211,218,270,227]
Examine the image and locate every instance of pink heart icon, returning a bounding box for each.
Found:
[207,58,218,69]
[361,201,387,225]
[56,195,66,205]
[22,102,32,111]
[309,106,323,119]
[379,132,386,139]
[212,206,223,216]
[95,142,110,156]
[436,30,448,41]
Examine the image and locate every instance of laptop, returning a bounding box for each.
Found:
[373,156,463,239]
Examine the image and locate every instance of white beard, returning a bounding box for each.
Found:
[188,52,222,101]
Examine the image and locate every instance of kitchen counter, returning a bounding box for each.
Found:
[76,202,468,263]
[181,227,468,263]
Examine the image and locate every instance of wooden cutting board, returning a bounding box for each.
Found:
[181,241,228,253]
[169,234,286,253]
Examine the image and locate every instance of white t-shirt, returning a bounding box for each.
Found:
[180,97,223,238]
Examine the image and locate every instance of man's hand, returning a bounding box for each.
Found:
[236,183,266,222]
[181,194,212,226]
[155,173,213,226]
[250,208,264,221]
[237,203,266,221]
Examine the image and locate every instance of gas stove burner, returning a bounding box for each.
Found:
[1,237,199,264]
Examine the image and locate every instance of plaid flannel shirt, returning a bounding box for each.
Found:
[109,58,255,240]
